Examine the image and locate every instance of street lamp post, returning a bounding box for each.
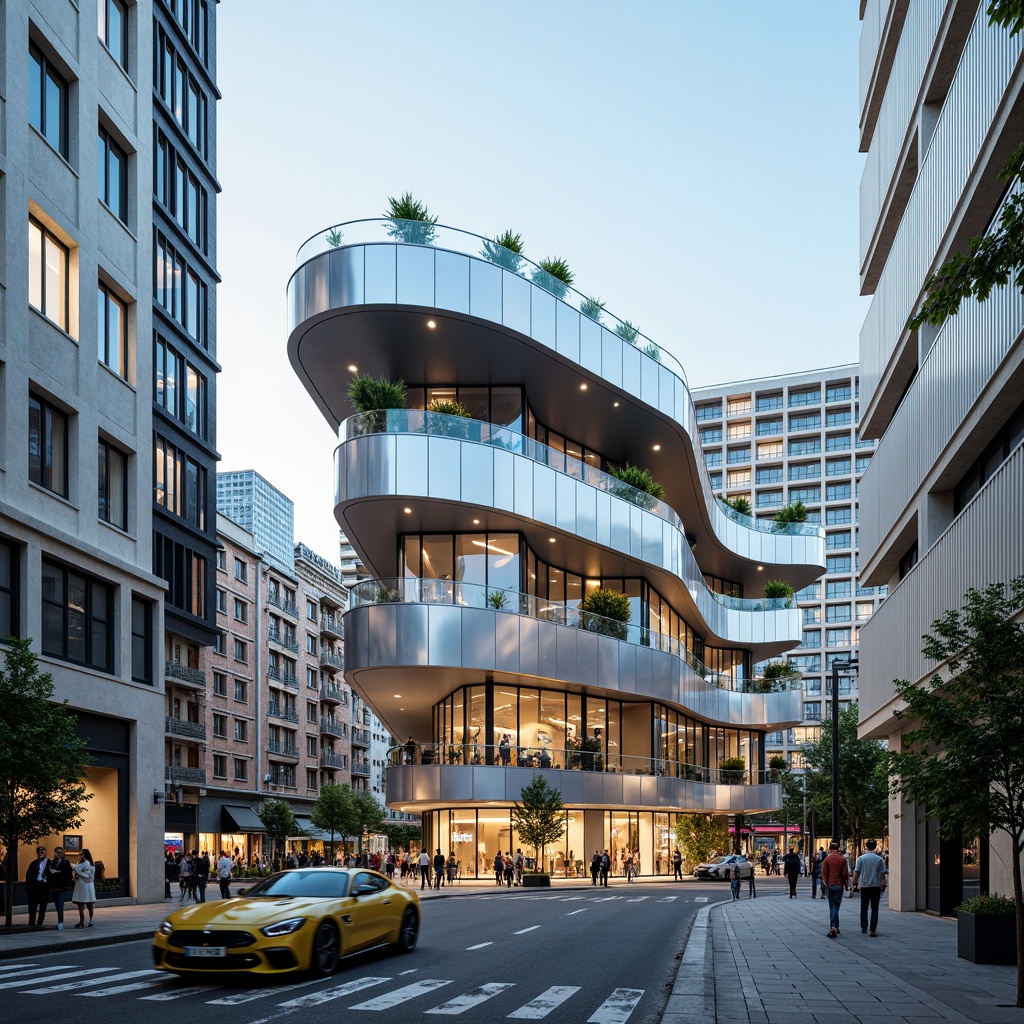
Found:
[829,656,858,846]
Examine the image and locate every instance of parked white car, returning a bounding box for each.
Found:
[693,854,753,880]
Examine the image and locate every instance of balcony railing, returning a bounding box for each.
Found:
[390,742,776,784]
[320,613,343,638]
[266,592,300,618]
[267,628,299,653]
[268,740,300,761]
[320,750,345,769]
[164,661,206,687]
[267,666,299,690]
[320,717,345,737]
[351,727,372,746]
[268,703,299,724]
[165,717,206,740]
[349,578,805,695]
[320,681,347,704]
[165,765,206,785]
[319,650,344,672]
[351,759,371,776]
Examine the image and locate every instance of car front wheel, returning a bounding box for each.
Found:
[311,921,339,976]
[394,906,419,953]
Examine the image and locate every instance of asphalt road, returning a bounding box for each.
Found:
[0,882,729,1023]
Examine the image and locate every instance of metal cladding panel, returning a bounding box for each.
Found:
[329,246,365,306]
[364,244,397,303]
[394,433,429,497]
[305,258,329,317]
[412,766,442,803]
[555,771,584,803]
[575,630,599,686]
[555,625,580,684]
[461,442,494,508]
[427,605,464,668]
[395,603,430,666]
[462,607,496,670]
[639,776,661,805]
[439,765,474,801]
[531,288,556,348]
[618,642,639,697]
[512,452,534,516]
[435,249,470,313]
[494,611,522,672]
[368,604,398,668]
[396,244,434,306]
[361,434,396,497]
[582,771,615,805]
[651,647,673,697]
[502,271,531,336]
[469,259,502,321]
[537,620,558,677]
[426,435,462,501]
[472,766,506,802]
[556,302,580,361]
[620,774,642,806]
[596,634,622,692]
[343,606,368,670]
[641,514,665,567]
[517,616,539,676]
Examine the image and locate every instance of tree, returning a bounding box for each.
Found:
[886,577,1024,1007]
[353,790,385,852]
[674,814,729,869]
[380,821,421,853]
[772,501,808,531]
[722,495,752,517]
[907,4,1024,328]
[510,777,566,873]
[801,703,888,854]
[311,783,358,864]
[259,798,297,869]
[0,638,92,928]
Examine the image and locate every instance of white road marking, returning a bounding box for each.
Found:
[350,978,452,1010]
[399,969,419,974]
[79,976,174,997]
[626,896,648,903]
[142,984,217,1001]
[587,988,644,1023]
[657,896,678,902]
[694,896,708,903]
[566,909,588,916]
[27,969,149,993]
[425,982,515,1014]
[206,977,323,1005]
[513,926,540,934]
[276,976,392,1008]
[0,968,92,990]
[466,942,493,950]
[0,963,39,972]
[508,985,581,1018]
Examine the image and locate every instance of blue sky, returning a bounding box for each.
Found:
[215,1,866,561]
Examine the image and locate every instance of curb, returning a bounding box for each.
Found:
[0,929,156,961]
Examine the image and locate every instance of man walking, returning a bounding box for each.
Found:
[811,846,825,898]
[25,846,50,927]
[599,849,611,887]
[432,848,446,889]
[852,838,888,937]
[821,840,850,938]
[48,846,73,929]
[216,850,233,899]
[418,848,431,889]
[672,848,683,881]
[590,850,601,886]
[783,846,802,898]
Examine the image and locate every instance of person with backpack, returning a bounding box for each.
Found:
[432,848,446,889]
[216,849,234,899]
[503,852,515,887]
[673,848,683,881]
[599,849,611,887]
[811,847,825,898]
[178,851,194,900]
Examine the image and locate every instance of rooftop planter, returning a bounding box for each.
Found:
[384,192,438,245]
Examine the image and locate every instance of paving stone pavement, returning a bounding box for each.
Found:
[664,884,1020,1024]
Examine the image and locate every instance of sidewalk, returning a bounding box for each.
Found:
[664,880,1020,1024]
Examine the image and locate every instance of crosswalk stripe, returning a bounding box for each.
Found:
[425,982,515,1015]
[566,909,587,915]
[0,969,90,990]
[207,977,323,1005]
[79,976,172,997]
[0,963,38,972]
[508,985,581,1018]
[27,969,147,993]
[587,988,644,1023]
[626,896,648,903]
[142,985,218,1001]
[277,976,392,1008]
[513,926,539,935]
[349,978,452,1010]
[657,896,677,902]
[466,942,492,950]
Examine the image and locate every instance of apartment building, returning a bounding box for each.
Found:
[217,470,296,576]
[286,216,825,877]
[857,2,1024,914]
[692,367,887,767]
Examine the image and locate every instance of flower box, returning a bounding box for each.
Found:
[957,911,1017,965]
[522,873,551,888]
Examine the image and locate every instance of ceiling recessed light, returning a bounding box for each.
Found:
[473,518,480,525]
[403,507,412,514]
[426,320,436,329]
[653,444,661,451]
[580,383,588,391]
[613,401,620,408]
[393,694,402,698]
[757,565,764,572]
[348,365,358,373]
[549,537,556,544]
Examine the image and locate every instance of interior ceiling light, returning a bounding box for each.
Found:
[613,401,620,407]
[653,444,661,451]
[549,537,556,543]
[757,565,764,571]
[348,365,358,373]
[426,320,436,329]
[472,519,480,525]
[404,507,412,514]
[580,383,588,390]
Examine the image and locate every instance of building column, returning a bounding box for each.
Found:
[888,780,918,912]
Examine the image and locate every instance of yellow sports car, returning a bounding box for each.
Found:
[152,867,420,976]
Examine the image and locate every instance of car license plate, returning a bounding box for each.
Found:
[185,946,226,957]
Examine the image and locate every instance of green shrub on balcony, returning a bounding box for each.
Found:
[718,756,747,783]
[426,398,472,438]
[325,226,344,247]
[384,192,437,245]
[579,588,631,641]
[722,494,752,517]
[614,320,639,345]
[532,257,574,299]
[580,296,605,322]
[347,375,407,419]
[763,580,795,605]
[480,229,525,273]
[609,463,665,509]
[772,501,808,532]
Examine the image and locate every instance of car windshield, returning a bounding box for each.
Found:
[243,870,351,899]
[709,857,731,864]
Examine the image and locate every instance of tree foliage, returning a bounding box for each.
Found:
[907,5,1024,328]
[802,702,888,854]
[311,783,358,862]
[259,798,297,866]
[511,776,566,872]
[674,814,729,868]
[722,495,752,517]
[384,192,437,244]
[772,501,808,530]
[887,577,1024,1007]
[0,638,92,927]
[380,821,422,852]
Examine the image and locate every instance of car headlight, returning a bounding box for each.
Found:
[261,917,307,937]
[159,921,174,936]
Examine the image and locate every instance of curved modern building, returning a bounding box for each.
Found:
[287,219,825,877]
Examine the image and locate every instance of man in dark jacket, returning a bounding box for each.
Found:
[433,848,446,889]
[48,846,74,929]
[590,850,601,886]
[25,846,51,927]
[599,850,611,887]
[193,849,211,903]
[782,846,802,898]
[821,841,850,937]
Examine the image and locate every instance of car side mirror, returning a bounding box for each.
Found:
[237,887,249,896]
[354,883,376,896]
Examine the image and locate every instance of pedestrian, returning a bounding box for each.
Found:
[730,872,741,900]
[770,849,779,876]
[498,734,511,765]
[433,848,445,889]
[48,846,73,929]
[624,849,634,883]
[193,850,210,902]
[72,849,96,928]
[405,736,416,764]
[493,851,504,886]
[591,850,601,886]
[514,849,525,886]
[783,846,802,898]
[852,838,888,937]
[811,847,824,898]
[600,849,610,887]
[216,849,234,899]
[747,858,757,899]
[672,848,683,881]
[503,851,515,887]
[418,848,431,889]
[821,840,850,938]
[446,852,458,884]
[25,845,50,927]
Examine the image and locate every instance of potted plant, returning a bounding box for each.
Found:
[718,756,747,784]
[957,894,1017,964]
[763,580,795,607]
[426,397,472,438]
[772,501,809,532]
[755,660,792,693]
[721,494,753,517]
[531,257,573,299]
[614,320,639,345]
[348,375,407,412]
[374,586,402,604]
[579,588,631,641]
[486,590,509,610]
[580,296,605,322]
[480,230,525,273]
[767,754,789,783]
[609,463,665,510]
[643,342,662,362]
[325,226,344,248]
[384,192,438,245]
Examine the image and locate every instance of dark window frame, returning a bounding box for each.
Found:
[29,43,69,157]
[41,559,113,672]
[99,0,130,69]
[98,126,128,222]
[98,281,128,378]
[29,217,70,331]
[28,391,70,497]
[98,436,129,530]
[131,596,152,683]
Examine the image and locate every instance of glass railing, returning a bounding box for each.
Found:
[716,499,821,537]
[388,741,779,785]
[294,218,686,384]
[349,578,804,695]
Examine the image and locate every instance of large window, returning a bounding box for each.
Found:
[156,31,206,152]
[0,539,19,640]
[131,596,152,683]
[98,283,128,378]
[28,392,69,497]
[29,44,68,157]
[98,128,128,222]
[154,437,206,528]
[155,132,206,249]
[98,0,129,69]
[155,233,206,345]
[29,218,69,331]
[41,560,113,672]
[98,437,128,530]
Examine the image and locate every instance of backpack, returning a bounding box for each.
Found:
[179,859,191,878]
[600,854,610,870]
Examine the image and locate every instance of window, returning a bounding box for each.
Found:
[801,629,821,649]
[306,635,318,655]
[708,472,722,490]
[826,433,852,452]
[99,0,129,67]
[699,428,722,444]
[28,392,69,497]
[28,218,70,331]
[233,597,247,623]
[788,462,820,481]
[154,337,208,438]
[826,581,852,599]
[826,384,852,403]
[756,466,782,484]
[307,666,318,689]
[307,736,318,757]
[826,604,852,623]
[213,632,226,655]
[788,486,820,504]
[98,128,128,222]
[215,588,227,613]
[805,703,822,720]
[307,700,318,723]
[788,438,821,456]
[0,540,18,641]
[213,713,226,738]
[154,438,206,528]
[806,678,822,695]
[727,421,751,439]
[727,398,751,416]
[856,602,874,621]
[234,758,247,782]
[802,606,821,624]
[233,639,247,663]
[826,507,851,525]
[131,597,152,683]
[97,283,128,378]
[705,451,722,468]
[97,437,128,530]
[827,628,852,647]
[826,410,852,427]
[234,678,247,702]
[156,32,206,152]
[306,599,317,620]
[755,490,783,509]
[755,418,782,436]
[855,454,872,473]
[156,134,206,248]
[825,457,851,476]
[234,557,247,582]
[213,671,227,696]
[727,469,751,488]
[827,555,852,574]
[826,483,852,501]
[41,560,112,671]
[789,413,821,432]
[29,44,68,157]
[726,446,751,465]
[212,755,226,779]
[234,719,247,741]
[155,232,206,345]
[757,441,783,460]
[789,389,820,407]
[755,394,783,411]
[826,530,851,550]
[216,549,227,571]
[695,403,721,422]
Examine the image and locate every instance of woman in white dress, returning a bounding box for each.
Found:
[72,849,96,927]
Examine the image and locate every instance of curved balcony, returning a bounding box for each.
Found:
[287,221,825,591]
[342,596,805,741]
[385,763,782,814]
[336,429,807,653]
